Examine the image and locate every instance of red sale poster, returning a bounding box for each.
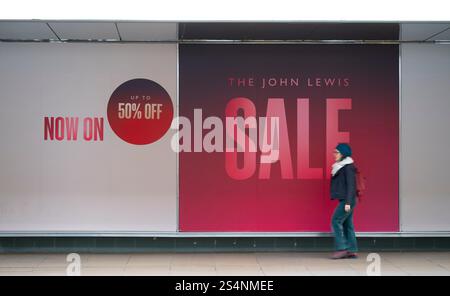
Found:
[179,44,399,232]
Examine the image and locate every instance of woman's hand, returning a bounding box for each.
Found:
[345,204,351,212]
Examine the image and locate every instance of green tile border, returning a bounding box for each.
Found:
[1,237,450,253]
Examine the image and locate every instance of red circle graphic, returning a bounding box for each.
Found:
[107,79,173,145]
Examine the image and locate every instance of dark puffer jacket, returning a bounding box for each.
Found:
[330,162,357,205]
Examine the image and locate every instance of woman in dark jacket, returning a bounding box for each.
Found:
[330,143,358,259]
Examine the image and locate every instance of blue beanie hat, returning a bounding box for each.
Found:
[336,143,352,157]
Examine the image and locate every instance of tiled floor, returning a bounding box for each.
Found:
[0,252,449,276]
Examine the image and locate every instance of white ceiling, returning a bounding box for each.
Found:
[0,21,56,39]
[116,22,177,41]
[48,22,119,40]
[428,27,450,41]
[401,23,450,41]
[0,21,449,41]
[0,21,178,41]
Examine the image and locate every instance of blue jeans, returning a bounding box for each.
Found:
[331,200,358,252]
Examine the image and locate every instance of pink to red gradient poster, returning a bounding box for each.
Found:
[179,44,399,232]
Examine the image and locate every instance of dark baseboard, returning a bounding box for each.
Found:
[1,237,450,253]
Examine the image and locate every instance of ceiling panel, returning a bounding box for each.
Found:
[48,22,119,40]
[401,23,450,41]
[117,22,177,41]
[1,21,450,42]
[428,27,450,41]
[0,21,57,40]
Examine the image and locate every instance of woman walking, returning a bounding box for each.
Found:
[330,143,358,259]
